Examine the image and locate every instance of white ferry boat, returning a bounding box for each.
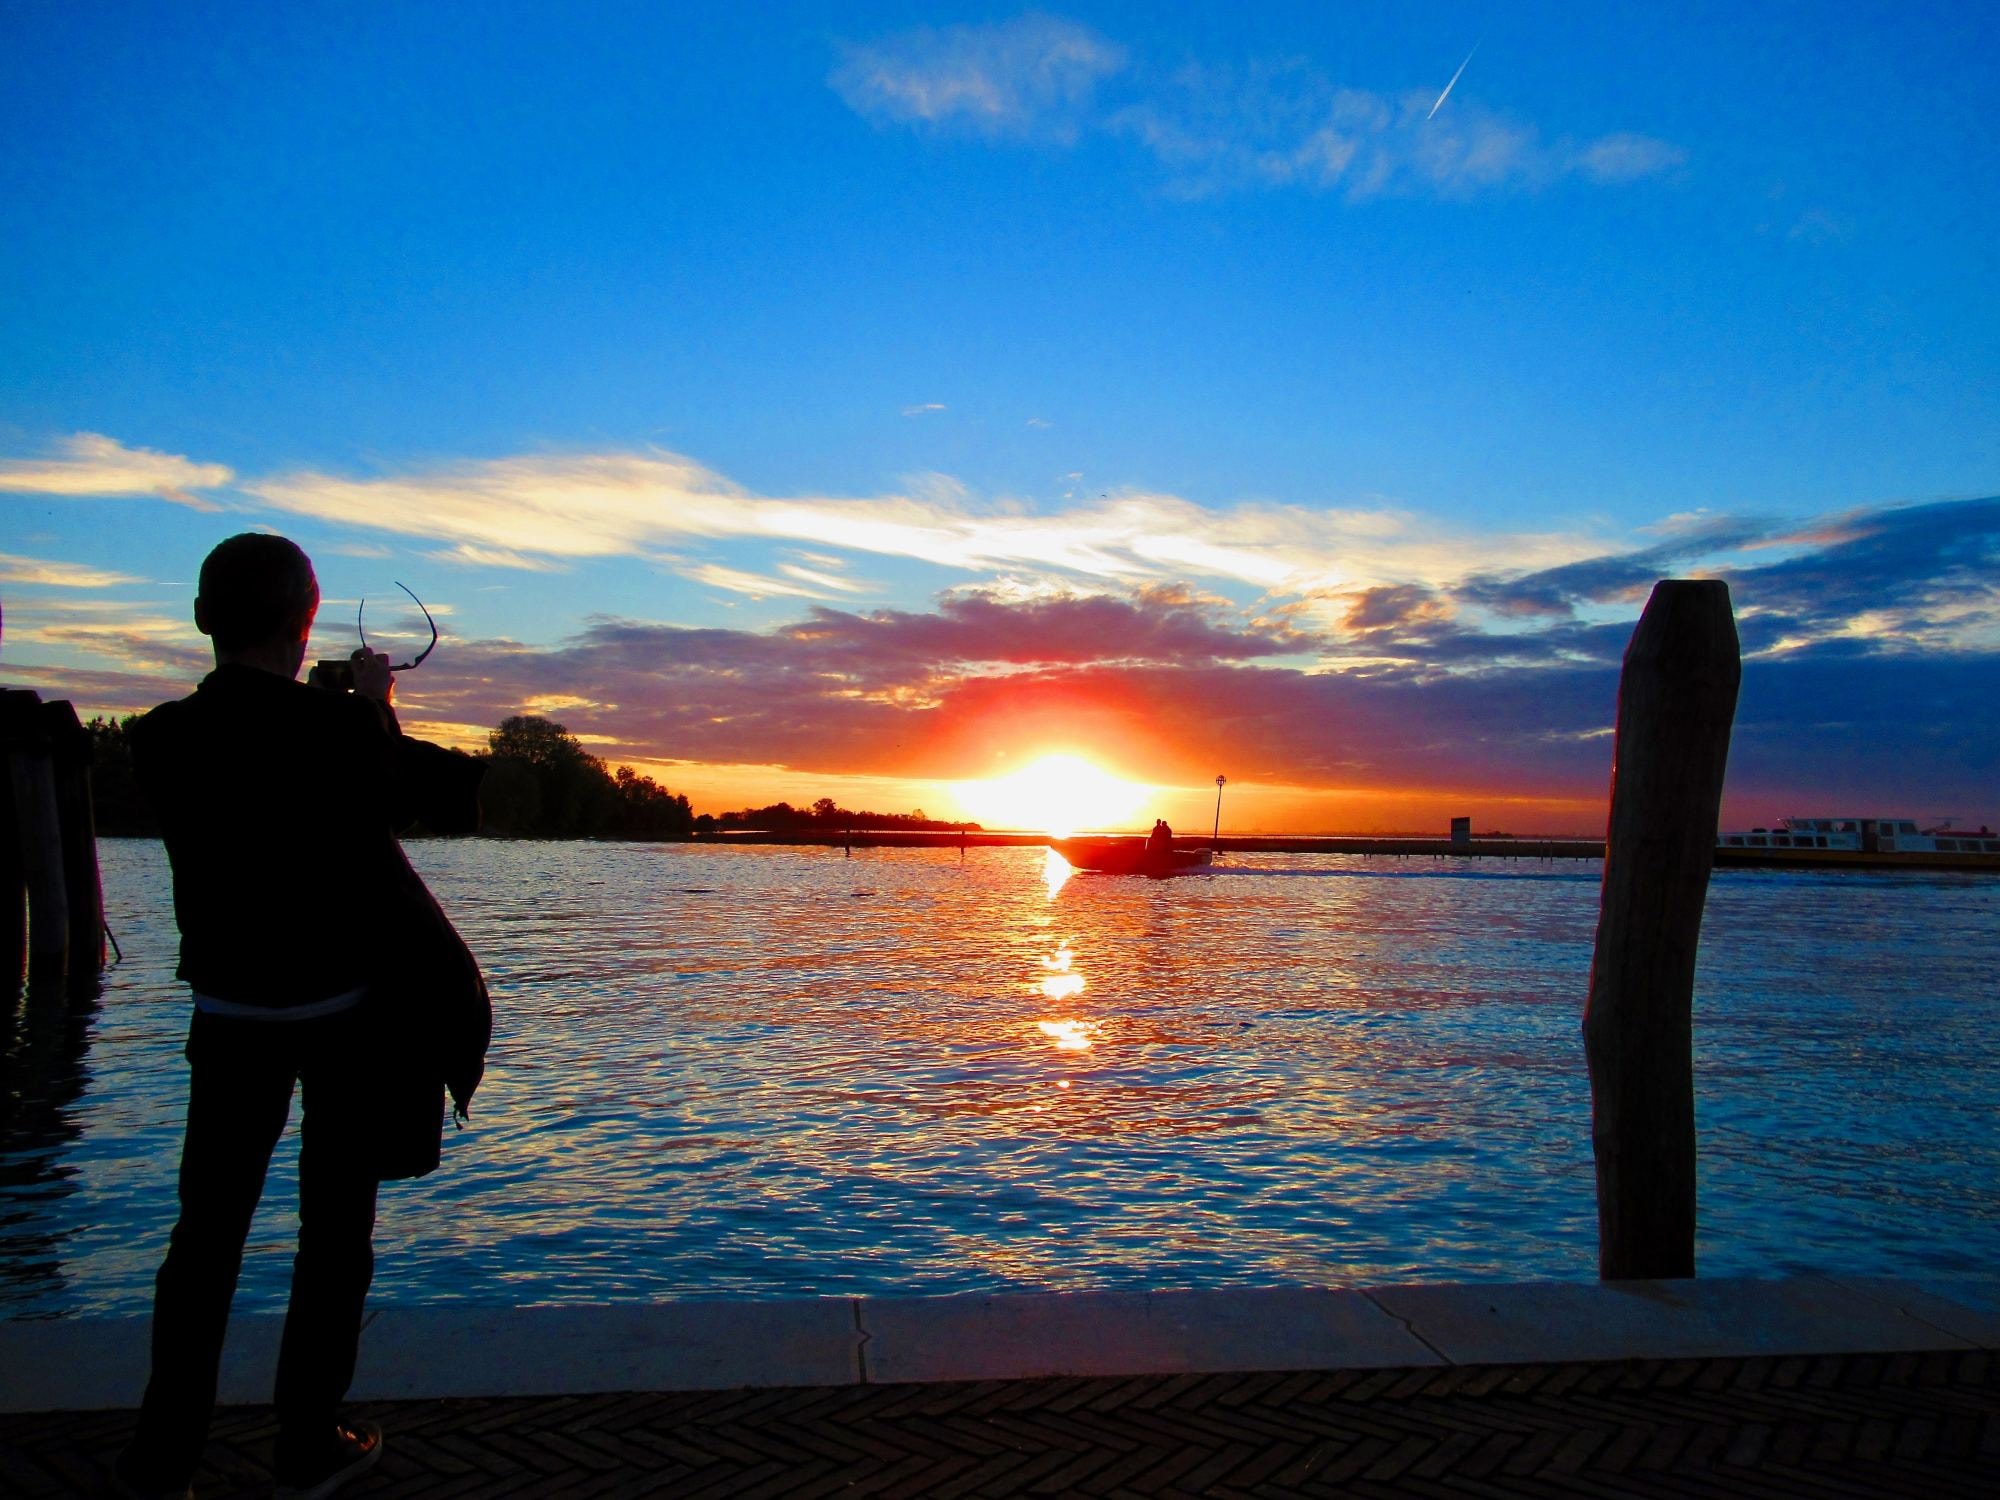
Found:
[1717,816,2000,867]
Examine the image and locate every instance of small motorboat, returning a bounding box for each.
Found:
[1050,837,1215,877]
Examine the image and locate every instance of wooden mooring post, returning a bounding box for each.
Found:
[1,688,108,993]
[1582,580,1740,1280]
[3,689,68,986]
[46,700,106,979]
[0,727,23,984]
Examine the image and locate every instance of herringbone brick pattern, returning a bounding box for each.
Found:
[4,1350,1993,1497]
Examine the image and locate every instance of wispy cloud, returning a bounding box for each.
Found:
[253,450,746,561]
[831,14,1125,141]
[425,542,566,571]
[1445,497,2000,670]
[366,584,1323,780]
[782,584,1312,673]
[344,558,1998,822]
[1573,132,1689,184]
[0,551,145,587]
[681,562,859,601]
[1343,583,1452,633]
[242,444,1602,599]
[1113,73,1684,200]
[832,17,1685,200]
[19,497,1997,824]
[0,596,209,683]
[0,433,233,508]
[901,402,947,416]
[777,561,870,594]
[19,434,1984,681]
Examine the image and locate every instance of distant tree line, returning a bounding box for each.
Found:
[80,712,693,841]
[81,712,971,842]
[709,798,972,834]
[479,715,693,840]
[85,716,155,836]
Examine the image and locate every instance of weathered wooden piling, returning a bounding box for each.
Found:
[0,744,24,986]
[44,700,105,982]
[1582,580,1740,1281]
[2,689,69,987]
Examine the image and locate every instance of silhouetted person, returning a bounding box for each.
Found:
[115,533,487,1500]
[1146,818,1174,856]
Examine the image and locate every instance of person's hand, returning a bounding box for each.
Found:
[350,647,394,704]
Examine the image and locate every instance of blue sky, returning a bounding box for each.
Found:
[2,2,1995,830]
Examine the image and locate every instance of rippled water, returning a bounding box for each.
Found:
[3,839,1996,1317]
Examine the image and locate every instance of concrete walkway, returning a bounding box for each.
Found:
[5,1274,1994,1412]
[3,1276,1994,1496]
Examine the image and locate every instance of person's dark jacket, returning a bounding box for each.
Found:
[132,664,490,1178]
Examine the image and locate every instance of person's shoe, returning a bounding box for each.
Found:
[272,1421,383,1500]
[109,1447,194,1499]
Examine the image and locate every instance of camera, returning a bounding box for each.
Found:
[309,659,356,692]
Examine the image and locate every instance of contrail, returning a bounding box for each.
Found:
[1427,41,1479,120]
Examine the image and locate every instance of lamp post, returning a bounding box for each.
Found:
[1212,774,1226,852]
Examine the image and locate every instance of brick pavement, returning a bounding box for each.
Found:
[4,1349,1993,1498]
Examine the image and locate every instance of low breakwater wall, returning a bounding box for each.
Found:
[714,830,1603,858]
[708,830,1999,871]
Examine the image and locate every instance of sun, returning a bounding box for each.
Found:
[954,755,1150,837]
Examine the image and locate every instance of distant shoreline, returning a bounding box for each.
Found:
[712,829,1605,857]
[98,831,2000,870]
[687,830,2000,870]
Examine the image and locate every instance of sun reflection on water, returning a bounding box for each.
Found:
[1039,939,1083,998]
[1035,1018,1099,1051]
[26,839,1994,1316]
[1034,939,1098,1050]
[1042,847,1074,899]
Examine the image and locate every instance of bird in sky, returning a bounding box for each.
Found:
[1427,42,1480,120]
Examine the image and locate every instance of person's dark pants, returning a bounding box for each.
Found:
[124,1007,380,1486]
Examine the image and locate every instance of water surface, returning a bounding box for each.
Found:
[2,839,1994,1316]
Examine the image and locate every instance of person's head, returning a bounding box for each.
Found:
[193,533,319,675]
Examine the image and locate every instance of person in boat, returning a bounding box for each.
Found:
[1146,818,1174,856]
[116,533,488,1500]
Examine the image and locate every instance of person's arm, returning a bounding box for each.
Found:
[350,647,484,833]
[397,738,486,834]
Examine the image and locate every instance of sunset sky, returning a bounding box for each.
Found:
[3,3,1995,833]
